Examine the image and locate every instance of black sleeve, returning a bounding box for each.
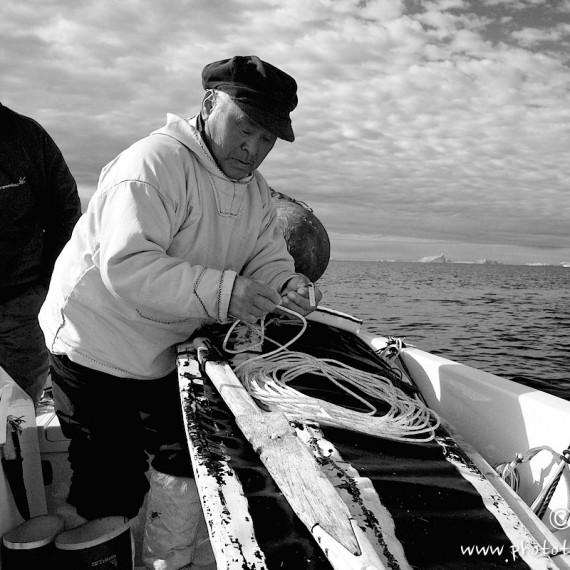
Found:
[40,131,82,283]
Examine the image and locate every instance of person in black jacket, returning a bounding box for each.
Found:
[0,103,81,405]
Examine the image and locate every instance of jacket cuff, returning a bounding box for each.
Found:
[274,272,302,294]
[217,269,237,323]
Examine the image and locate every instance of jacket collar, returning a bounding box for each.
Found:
[152,114,254,184]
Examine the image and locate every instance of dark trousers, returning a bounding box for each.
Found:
[49,353,192,520]
[0,283,49,406]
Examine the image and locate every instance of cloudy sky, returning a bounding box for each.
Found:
[2,0,569,265]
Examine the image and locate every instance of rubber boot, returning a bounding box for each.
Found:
[55,516,133,569]
[142,468,215,569]
[1,514,64,570]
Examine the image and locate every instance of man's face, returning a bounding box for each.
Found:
[203,95,278,180]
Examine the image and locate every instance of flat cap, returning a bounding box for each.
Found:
[202,55,297,142]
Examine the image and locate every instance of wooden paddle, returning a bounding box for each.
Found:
[191,337,386,570]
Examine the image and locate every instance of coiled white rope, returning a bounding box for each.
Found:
[222,307,440,443]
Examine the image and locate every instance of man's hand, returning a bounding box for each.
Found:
[281,275,322,316]
[228,276,282,324]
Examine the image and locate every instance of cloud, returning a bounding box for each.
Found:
[1,0,568,264]
[511,23,570,47]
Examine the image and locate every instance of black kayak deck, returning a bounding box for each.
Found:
[181,319,544,569]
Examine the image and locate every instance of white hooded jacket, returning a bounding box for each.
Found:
[39,114,296,379]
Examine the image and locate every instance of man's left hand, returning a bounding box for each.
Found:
[280,275,322,316]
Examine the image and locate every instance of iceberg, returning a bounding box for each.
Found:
[418,253,448,263]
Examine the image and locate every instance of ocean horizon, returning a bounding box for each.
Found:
[319,259,570,400]
[331,257,570,268]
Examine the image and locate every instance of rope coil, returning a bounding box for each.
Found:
[222,307,440,443]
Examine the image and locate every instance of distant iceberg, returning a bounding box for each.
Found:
[417,254,503,264]
[418,253,448,263]
[474,258,501,265]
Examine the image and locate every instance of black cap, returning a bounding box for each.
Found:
[202,55,297,142]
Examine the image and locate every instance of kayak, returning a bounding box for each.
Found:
[2,305,570,569]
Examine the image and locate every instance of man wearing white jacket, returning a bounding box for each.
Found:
[39,55,322,569]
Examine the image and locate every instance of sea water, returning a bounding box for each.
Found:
[318,261,570,399]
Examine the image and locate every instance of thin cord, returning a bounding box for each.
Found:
[223,306,307,372]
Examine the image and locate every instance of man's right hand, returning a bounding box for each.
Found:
[228,276,281,324]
